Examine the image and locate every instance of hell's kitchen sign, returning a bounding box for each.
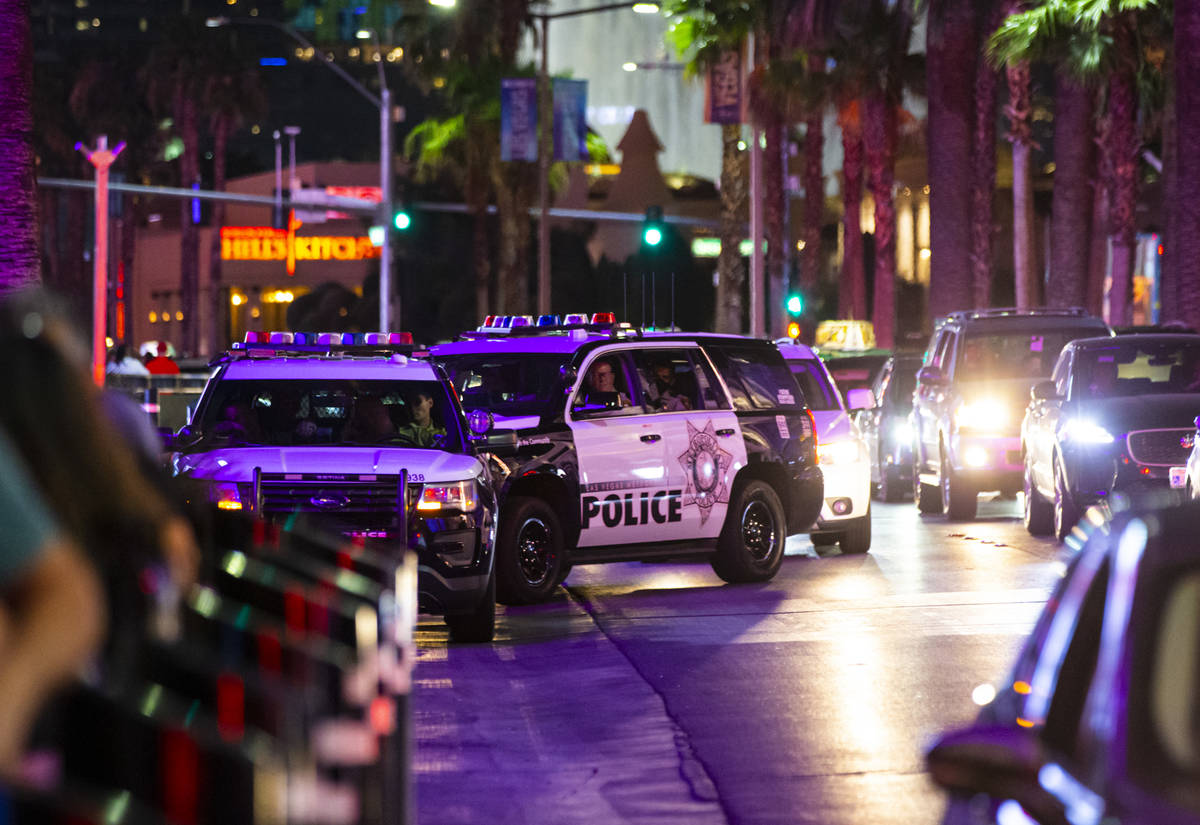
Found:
[221,212,379,276]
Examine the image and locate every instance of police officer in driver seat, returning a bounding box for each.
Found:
[583,357,632,408]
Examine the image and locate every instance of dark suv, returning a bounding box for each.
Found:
[912,308,1110,520]
[429,325,824,604]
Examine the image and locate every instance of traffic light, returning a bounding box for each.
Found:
[642,205,664,248]
[786,293,804,315]
[393,207,412,231]
[786,321,802,340]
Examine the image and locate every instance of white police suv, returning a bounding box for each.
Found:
[169,332,512,642]
[776,341,874,553]
[430,321,824,604]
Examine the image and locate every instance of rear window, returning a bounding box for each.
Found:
[707,346,805,411]
[786,360,839,411]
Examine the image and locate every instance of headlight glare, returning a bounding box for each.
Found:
[955,400,1009,433]
[818,439,862,466]
[210,481,244,510]
[1061,419,1114,445]
[892,419,913,445]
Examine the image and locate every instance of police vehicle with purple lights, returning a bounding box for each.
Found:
[429,315,824,605]
[168,331,514,642]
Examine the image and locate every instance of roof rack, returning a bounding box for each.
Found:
[943,307,1092,322]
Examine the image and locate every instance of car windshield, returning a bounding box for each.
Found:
[1073,340,1200,399]
[960,331,1091,380]
[435,354,568,418]
[824,355,889,394]
[787,361,840,410]
[196,379,464,450]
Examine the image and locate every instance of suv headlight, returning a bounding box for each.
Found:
[209,481,251,510]
[818,439,863,466]
[416,480,478,512]
[954,400,1009,433]
[1060,419,1114,445]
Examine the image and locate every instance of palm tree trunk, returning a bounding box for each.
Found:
[208,117,228,354]
[1086,177,1108,317]
[1104,19,1139,327]
[1173,0,1200,329]
[970,43,999,308]
[0,2,39,292]
[864,92,896,349]
[839,112,866,320]
[716,123,745,334]
[925,0,978,318]
[120,193,139,345]
[801,53,824,298]
[1049,72,1093,309]
[1006,60,1037,309]
[764,116,787,339]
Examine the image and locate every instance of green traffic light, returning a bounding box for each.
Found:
[394,211,412,231]
[644,226,663,246]
[786,294,803,314]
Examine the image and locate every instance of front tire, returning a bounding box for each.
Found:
[445,570,496,643]
[941,449,977,521]
[1053,458,1079,543]
[495,497,565,605]
[711,480,786,583]
[878,458,905,503]
[838,506,872,554]
[914,446,942,515]
[1023,457,1053,536]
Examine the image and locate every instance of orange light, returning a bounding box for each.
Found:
[786,321,801,339]
[1013,680,1032,695]
[1016,717,1035,728]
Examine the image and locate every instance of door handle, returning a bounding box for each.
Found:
[716,428,736,437]
[640,434,661,443]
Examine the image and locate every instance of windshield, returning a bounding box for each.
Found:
[960,331,1093,380]
[435,354,568,418]
[1072,340,1200,399]
[195,379,464,450]
[787,361,839,411]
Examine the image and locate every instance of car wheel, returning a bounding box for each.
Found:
[1023,456,1053,536]
[914,447,943,515]
[1052,457,1079,543]
[879,457,905,503]
[838,507,872,554]
[711,480,786,583]
[444,570,496,643]
[941,449,977,521]
[810,532,839,547]
[495,496,565,605]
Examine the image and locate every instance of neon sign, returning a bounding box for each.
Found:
[220,211,380,276]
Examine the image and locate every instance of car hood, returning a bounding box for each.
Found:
[174,447,481,483]
[1074,394,1200,432]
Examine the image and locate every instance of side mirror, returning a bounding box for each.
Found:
[846,387,875,411]
[927,725,1069,825]
[916,365,944,385]
[164,425,201,452]
[1031,380,1060,403]
[474,428,519,457]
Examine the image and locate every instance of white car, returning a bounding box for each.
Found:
[777,342,874,553]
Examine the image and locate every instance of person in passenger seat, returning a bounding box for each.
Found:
[647,359,695,411]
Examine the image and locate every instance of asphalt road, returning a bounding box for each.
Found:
[412,495,1071,825]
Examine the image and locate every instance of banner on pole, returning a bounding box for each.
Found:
[704,47,744,124]
[500,77,538,162]
[552,79,588,162]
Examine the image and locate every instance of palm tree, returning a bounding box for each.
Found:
[0,2,39,293]
[1175,0,1200,329]
[970,1,1004,309]
[665,0,756,333]
[201,35,268,353]
[835,99,867,320]
[925,0,980,319]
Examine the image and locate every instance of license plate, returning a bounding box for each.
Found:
[1169,466,1187,489]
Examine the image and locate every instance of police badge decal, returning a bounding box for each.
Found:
[677,419,734,524]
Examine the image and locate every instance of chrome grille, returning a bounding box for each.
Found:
[258,473,420,530]
[1125,429,1193,466]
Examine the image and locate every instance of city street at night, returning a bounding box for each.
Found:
[414,496,1067,825]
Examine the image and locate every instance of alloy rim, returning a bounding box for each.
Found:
[741,498,778,562]
[517,517,553,586]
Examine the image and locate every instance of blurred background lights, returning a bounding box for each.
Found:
[971,683,996,706]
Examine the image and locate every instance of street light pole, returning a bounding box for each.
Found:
[78,135,125,386]
[532,2,660,318]
[207,16,396,331]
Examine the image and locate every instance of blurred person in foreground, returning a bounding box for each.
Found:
[0,425,105,775]
[0,290,200,656]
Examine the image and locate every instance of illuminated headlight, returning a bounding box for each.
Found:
[818,439,863,466]
[891,420,913,445]
[416,480,478,511]
[963,446,989,467]
[1061,419,1114,445]
[209,481,247,510]
[955,400,1009,433]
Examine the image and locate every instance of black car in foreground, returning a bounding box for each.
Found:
[1022,334,1200,541]
[928,492,1200,825]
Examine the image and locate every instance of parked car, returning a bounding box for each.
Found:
[855,352,923,502]
[912,308,1111,520]
[1023,333,1200,541]
[429,323,825,603]
[777,341,874,553]
[169,332,513,642]
[927,492,1200,825]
